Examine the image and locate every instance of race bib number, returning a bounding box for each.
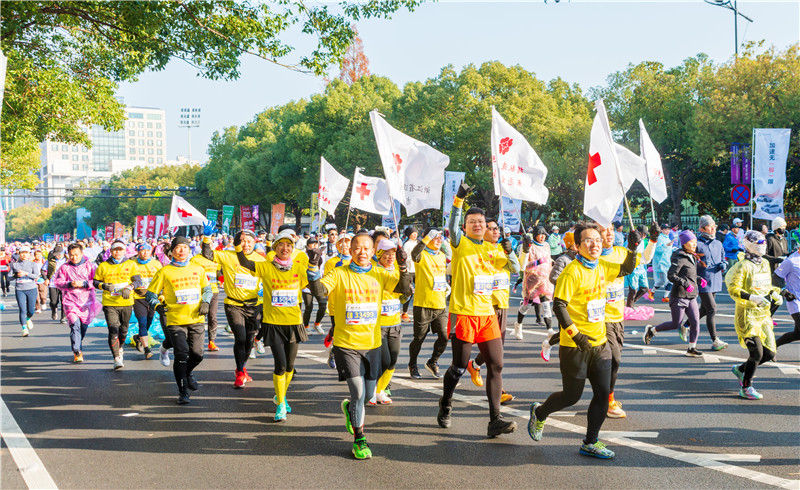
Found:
[140,277,152,289]
[752,273,771,290]
[206,272,217,283]
[345,303,378,325]
[432,276,447,292]
[234,273,258,290]
[0,265,8,272]
[175,288,200,305]
[493,273,510,291]
[109,283,128,297]
[473,275,494,296]
[381,298,402,317]
[271,289,298,308]
[606,281,624,303]
[587,299,605,323]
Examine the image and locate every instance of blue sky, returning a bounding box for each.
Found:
[117,0,800,163]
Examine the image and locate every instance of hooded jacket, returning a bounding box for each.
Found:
[667,248,698,300]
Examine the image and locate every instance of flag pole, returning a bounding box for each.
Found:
[344,168,359,233]
[511,198,527,236]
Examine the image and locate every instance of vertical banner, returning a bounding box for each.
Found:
[442,171,466,227]
[76,208,92,240]
[753,128,791,220]
[270,204,285,234]
[382,199,402,231]
[222,205,234,234]
[105,224,114,239]
[252,205,260,229]
[154,215,165,237]
[310,193,323,233]
[206,209,218,222]
[741,143,752,185]
[113,221,123,239]
[96,228,105,241]
[135,216,144,238]
[501,196,522,232]
[146,215,157,238]
[730,143,740,185]
[240,205,255,232]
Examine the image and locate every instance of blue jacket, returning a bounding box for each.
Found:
[652,234,674,273]
[723,232,741,260]
[696,233,726,293]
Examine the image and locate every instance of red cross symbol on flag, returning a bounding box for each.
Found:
[356,182,371,200]
[587,152,602,185]
[177,207,192,218]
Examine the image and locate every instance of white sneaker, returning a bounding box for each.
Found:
[367,393,377,406]
[376,391,393,405]
[256,340,266,354]
[160,346,171,367]
[26,318,33,330]
[21,327,29,337]
[541,338,553,362]
[249,348,256,359]
[113,357,124,370]
[313,323,324,334]
[546,327,557,336]
[35,309,42,314]
[711,338,729,351]
[513,322,523,340]
[224,325,233,334]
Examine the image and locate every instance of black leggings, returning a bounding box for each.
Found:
[0,271,9,293]
[442,336,504,419]
[167,323,205,386]
[776,313,800,348]
[697,292,718,340]
[104,305,131,358]
[381,329,401,372]
[740,336,776,387]
[302,291,327,326]
[626,287,648,308]
[224,303,261,372]
[270,340,299,376]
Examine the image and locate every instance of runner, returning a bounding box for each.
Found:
[765,217,790,318]
[306,232,412,459]
[147,236,212,404]
[774,245,800,349]
[652,224,674,302]
[11,246,41,337]
[53,243,101,362]
[541,230,577,362]
[190,248,222,352]
[401,227,419,322]
[201,226,264,388]
[301,237,327,334]
[437,183,518,438]
[528,223,639,459]
[371,240,405,405]
[513,226,554,340]
[0,246,11,296]
[93,239,142,369]
[693,215,729,350]
[32,249,47,313]
[407,227,449,380]
[624,225,653,307]
[131,243,162,359]
[236,229,309,421]
[321,232,353,369]
[46,246,66,322]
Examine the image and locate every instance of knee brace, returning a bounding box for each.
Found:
[447,365,466,378]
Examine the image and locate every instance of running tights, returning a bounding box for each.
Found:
[697,292,719,341]
[739,336,775,387]
[626,287,648,308]
[15,288,36,326]
[776,313,800,348]
[535,369,611,445]
[167,323,204,386]
[442,337,503,419]
[270,341,299,376]
[346,376,377,439]
[224,304,260,372]
[654,298,700,343]
[302,292,327,326]
[104,306,131,358]
[381,334,401,372]
[517,299,551,329]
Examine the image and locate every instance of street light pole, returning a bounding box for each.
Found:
[179,107,201,164]
[704,0,754,57]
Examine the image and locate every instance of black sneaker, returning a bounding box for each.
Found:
[487,415,517,437]
[437,397,452,428]
[685,347,703,357]
[177,389,191,404]
[51,312,58,321]
[187,374,199,391]
[643,325,655,345]
[144,347,153,359]
[133,335,144,353]
[409,364,422,379]
[425,360,443,378]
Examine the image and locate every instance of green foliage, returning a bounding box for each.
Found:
[48,202,79,234]
[4,203,50,239]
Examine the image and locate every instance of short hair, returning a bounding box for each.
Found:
[67,243,84,253]
[351,232,374,247]
[485,217,498,227]
[573,222,603,244]
[373,229,389,242]
[465,207,485,219]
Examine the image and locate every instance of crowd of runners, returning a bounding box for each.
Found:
[2,185,799,460]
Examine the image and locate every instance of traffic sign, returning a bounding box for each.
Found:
[731,205,751,213]
[731,184,750,206]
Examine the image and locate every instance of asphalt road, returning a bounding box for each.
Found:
[1,285,799,489]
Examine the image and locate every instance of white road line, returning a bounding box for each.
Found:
[649,307,794,324]
[1,397,58,490]
[703,354,722,363]
[296,351,799,489]
[778,366,800,376]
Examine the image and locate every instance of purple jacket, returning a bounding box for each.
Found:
[53,257,102,325]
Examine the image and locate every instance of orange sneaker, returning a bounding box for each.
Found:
[466,360,484,387]
[661,297,670,303]
[243,367,253,382]
[500,390,514,404]
[233,370,247,388]
[73,352,83,363]
[208,341,219,352]
[401,313,410,322]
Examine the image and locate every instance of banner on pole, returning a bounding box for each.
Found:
[252,205,260,228]
[146,215,157,238]
[241,206,255,232]
[741,144,752,185]
[310,193,323,233]
[753,128,791,220]
[135,216,145,238]
[270,204,285,234]
[113,221,124,239]
[442,171,466,227]
[730,143,741,185]
[501,196,522,232]
[382,200,402,231]
[105,224,114,239]
[221,205,234,235]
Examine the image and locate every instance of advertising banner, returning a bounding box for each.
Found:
[222,205,234,234]
[753,128,791,220]
[442,171,466,227]
[270,204,285,234]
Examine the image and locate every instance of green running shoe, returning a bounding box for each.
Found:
[341,399,354,435]
[273,395,291,413]
[528,402,545,441]
[274,403,287,422]
[731,365,745,386]
[580,440,615,459]
[352,437,372,460]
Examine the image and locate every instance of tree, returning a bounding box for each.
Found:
[0,0,420,190]
[4,203,50,239]
[47,202,79,235]
[337,27,370,85]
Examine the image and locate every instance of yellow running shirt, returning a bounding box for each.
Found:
[324,255,350,318]
[490,242,511,309]
[554,258,623,348]
[320,265,399,350]
[190,254,221,295]
[414,248,448,310]
[94,260,139,307]
[377,266,402,327]
[131,259,162,300]
[253,259,308,326]
[147,263,210,325]
[601,246,638,323]
[209,246,265,305]
[449,237,498,316]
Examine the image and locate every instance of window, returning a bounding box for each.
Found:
[72,154,79,161]
[82,164,89,171]
[127,121,135,128]
[139,157,145,161]
[157,158,163,164]
[129,139,135,145]
[147,122,153,129]
[72,164,79,170]
[71,146,78,151]
[82,155,88,161]
[62,145,69,151]
[157,149,163,155]
[82,146,88,152]
[156,123,162,129]
[156,140,162,147]
[148,157,154,163]
[147,140,153,146]
[147,113,162,120]
[129,148,135,154]
[128,130,135,136]
[62,154,69,160]
[51,144,58,151]
[147,131,153,137]
[138,122,144,128]
[139,139,144,146]
[148,148,154,155]
[128,112,144,119]
[156,131,162,138]
[139,148,144,154]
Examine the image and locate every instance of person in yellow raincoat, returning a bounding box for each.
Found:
[726,230,783,400]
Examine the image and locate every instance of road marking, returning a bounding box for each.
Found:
[642,349,658,355]
[703,354,721,363]
[649,307,794,324]
[777,366,800,376]
[297,350,799,489]
[1,397,58,489]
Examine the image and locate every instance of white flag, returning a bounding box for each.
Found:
[614,142,646,192]
[168,195,206,228]
[639,120,668,203]
[753,128,791,220]
[319,157,350,216]
[491,107,549,204]
[350,169,391,215]
[583,100,626,227]
[370,110,449,216]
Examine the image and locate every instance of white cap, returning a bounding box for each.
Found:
[272,229,296,245]
[733,218,743,225]
[772,217,787,230]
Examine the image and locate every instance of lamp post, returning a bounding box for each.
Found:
[704,0,753,57]
[179,107,201,164]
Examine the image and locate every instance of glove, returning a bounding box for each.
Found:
[749,294,766,306]
[501,238,513,255]
[120,288,131,300]
[522,235,531,253]
[233,231,244,247]
[424,229,441,241]
[571,332,596,352]
[699,278,707,289]
[455,182,474,200]
[627,229,641,251]
[101,282,114,292]
[781,288,797,302]
[685,284,694,293]
[306,247,322,267]
[649,221,659,243]
[198,302,210,316]
[395,244,408,264]
[769,290,784,307]
[202,220,216,236]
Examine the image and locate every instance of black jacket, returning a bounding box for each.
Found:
[765,232,788,272]
[668,248,698,300]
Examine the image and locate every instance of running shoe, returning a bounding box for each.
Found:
[546,327,558,336]
[144,347,153,359]
[21,327,29,337]
[35,308,42,314]
[243,368,253,382]
[341,399,354,435]
[313,323,324,334]
[327,349,336,369]
[437,397,452,429]
[376,391,392,405]
[425,360,443,378]
[685,347,703,357]
[324,333,333,348]
[133,334,144,353]
[60,317,66,324]
[256,339,266,354]
[646,289,654,301]
[177,390,191,405]
[73,352,83,363]
[249,347,256,359]
[367,393,377,406]
[224,325,233,334]
[500,390,514,404]
[711,338,728,351]
[401,313,411,322]
[274,403,287,422]
[661,297,670,303]
[487,415,517,437]
[528,402,545,441]
[273,395,292,413]
[159,346,171,367]
[352,437,372,460]
[113,357,124,370]
[739,386,763,400]
[607,400,626,418]
[579,440,615,459]
[233,370,247,389]
[643,325,655,345]
[26,318,33,330]
[731,364,745,386]
[466,360,484,387]
[187,374,199,391]
[513,322,523,340]
[51,312,58,321]
[207,341,219,352]
[679,323,688,342]
[409,364,422,379]
[541,338,553,362]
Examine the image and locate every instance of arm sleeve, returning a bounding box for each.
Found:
[308,269,334,299]
[201,284,213,303]
[503,249,520,274]
[553,297,573,330]
[145,291,161,309]
[392,269,413,296]
[642,240,656,264]
[201,236,216,262]
[410,239,427,263]
[447,204,463,248]
[235,246,256,272]
[617,248,638,278]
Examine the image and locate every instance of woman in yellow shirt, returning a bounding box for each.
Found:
[370,240,404,405]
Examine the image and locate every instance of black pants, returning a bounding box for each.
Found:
[408,306,448,366]
[207,293,219,341]
[0,271,9,294]
[381,327,402,372]
[442,336,504,420]
[740,336,776,387]
[167,323,205,387]
[49,288,64,318]
[697,292,718,341]
[224,303,261,372]
[103,305,132,358]
[402,273,415,314]
[776,312,800,348]
[302,291,327,326]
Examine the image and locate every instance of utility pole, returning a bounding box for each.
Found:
[179,107,201,164]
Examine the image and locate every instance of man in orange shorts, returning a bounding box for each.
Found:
[437,183,518,438]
